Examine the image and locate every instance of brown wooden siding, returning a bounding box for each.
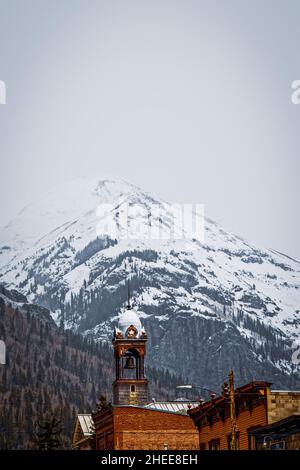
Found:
[199,403,267,450]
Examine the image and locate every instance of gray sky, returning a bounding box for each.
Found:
[0,0,299,259]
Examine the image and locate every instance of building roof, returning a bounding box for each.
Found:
[119,308,141,333]
[77,414,94,436]
[249,414,300,436]
[189,380,272,419]
[145,401,199,414]
[72,414,95,449]
[92,401,200,417]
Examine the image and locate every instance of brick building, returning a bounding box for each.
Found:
[189,381,300,450]
[93,404,199,450]
[74,293,199,450]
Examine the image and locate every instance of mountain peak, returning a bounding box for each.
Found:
[0,178,300,391]
[0,176,158,260]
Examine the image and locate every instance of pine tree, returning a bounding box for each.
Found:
[32,415,63,450]
[95,393,110,411]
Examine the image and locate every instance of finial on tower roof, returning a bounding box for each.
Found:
[127,278,131,310]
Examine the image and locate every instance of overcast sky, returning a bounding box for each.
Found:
[0,0,299,259]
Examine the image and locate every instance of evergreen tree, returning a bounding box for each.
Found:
[95,393,110,411]
[32,415,63,450]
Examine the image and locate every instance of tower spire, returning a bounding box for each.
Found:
[127,278,131,310]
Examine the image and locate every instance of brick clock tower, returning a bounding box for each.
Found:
[112,294,148,406]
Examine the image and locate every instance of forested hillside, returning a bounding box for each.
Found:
[0,292,184,449]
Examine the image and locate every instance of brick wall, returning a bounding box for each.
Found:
[93,408,114,450]
[113,407,199,450]
[267,392,300,424]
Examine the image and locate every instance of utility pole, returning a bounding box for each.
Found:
[229,370,237,450]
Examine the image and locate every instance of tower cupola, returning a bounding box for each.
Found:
[112,282,148,405]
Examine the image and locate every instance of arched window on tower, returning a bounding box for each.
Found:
[123,348,141,379]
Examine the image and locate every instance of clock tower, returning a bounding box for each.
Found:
[112,293,148,406]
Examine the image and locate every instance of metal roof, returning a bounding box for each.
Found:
[77,414,94,436]
[145,401,199,414]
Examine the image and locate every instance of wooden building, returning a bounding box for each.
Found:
[72,414,95,450]
[189,381,300,450]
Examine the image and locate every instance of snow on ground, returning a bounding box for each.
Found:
[0,177,299,356]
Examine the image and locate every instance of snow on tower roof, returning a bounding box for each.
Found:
[118,307,142,336]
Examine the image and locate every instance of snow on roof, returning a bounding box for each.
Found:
[145,401,199,414]
[77,414,94,436]
[118,308,142,335]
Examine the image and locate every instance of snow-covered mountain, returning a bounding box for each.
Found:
[0,177,299,391]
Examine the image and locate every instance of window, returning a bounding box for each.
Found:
[248,434,256,450]
[209,439,220,450]
[129,385,138,405]
[270,441,285,450]
[236,432,240,450]
[200,443,206,451]
[227,432,240,450]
